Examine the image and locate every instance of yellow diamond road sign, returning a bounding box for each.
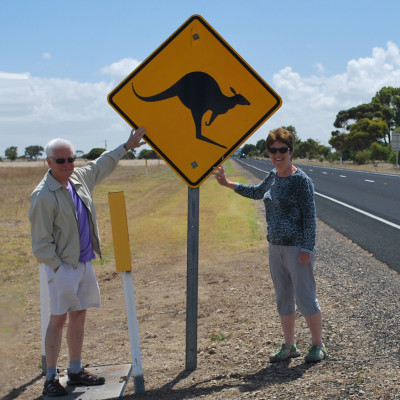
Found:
[108,15,282,187]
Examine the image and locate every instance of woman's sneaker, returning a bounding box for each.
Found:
[305,344,328,362]
[269,344,301,363]
[43,377,67,397]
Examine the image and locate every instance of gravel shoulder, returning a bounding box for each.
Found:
[2,161,400,400]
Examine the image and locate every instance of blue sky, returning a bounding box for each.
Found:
[1,0,400,155]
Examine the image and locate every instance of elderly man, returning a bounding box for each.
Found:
[29,127,146,397]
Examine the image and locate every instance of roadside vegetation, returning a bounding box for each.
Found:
[239,86,400,166]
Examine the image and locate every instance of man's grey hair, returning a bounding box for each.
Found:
[45,138,74,158]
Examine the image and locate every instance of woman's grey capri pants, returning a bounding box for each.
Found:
[268,244,320,317]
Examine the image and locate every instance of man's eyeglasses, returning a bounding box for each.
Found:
[51,157,76,164]
[268,147,291,154]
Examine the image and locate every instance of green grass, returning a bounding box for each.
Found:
[91,160,265,265]
[209,332,230,342]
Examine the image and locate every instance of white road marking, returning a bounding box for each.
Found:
[315,192,400,230]
[237,160,400,230]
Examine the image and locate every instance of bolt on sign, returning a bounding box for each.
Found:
[108,14,282,187]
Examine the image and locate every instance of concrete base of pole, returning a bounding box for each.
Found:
[42,364,132,400]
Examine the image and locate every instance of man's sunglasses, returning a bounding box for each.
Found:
[268,147,291,154]
[51,157,76,164]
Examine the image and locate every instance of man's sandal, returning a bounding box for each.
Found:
[67,368,105,386]
[43,377,68,397]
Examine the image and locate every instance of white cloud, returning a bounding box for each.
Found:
[0,72,29,80]
[0,71,127,154]
[313,62,325,74]
[1,42,400,155]
[258,41,400,146]
[43,52,52,59]
[100,58,141,84]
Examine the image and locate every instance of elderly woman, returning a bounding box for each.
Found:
[213,127,327,363]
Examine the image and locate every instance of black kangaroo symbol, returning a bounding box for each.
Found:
[132,71,250,149]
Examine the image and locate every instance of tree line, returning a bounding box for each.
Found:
[3,86,399,165]
[241,86,400,165]
[3,145,45,161]
[2,145,159,161]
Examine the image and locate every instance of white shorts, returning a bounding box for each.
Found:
[45,261,101,315]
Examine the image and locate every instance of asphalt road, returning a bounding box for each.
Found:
[235,158,400,273]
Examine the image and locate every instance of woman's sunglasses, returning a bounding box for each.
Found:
[268,147,291,154]
[51,157,76,164]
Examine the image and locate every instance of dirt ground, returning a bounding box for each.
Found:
[1,161,400,400]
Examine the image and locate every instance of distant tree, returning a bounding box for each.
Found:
[25,145,44,160]
[347,118,388,150]
[122,150,137,160]
[282,125,301,144]
[241,144,257,156]
[256,139,267,155]
[329,130,345,152]
[5,146,18,161]
[138,149,158,159]
[75,150,84,158]
[333,86,400,144]
[84,148,106,160]
[296,138,321,159]
[329,118,388,159]
[371,86,400,133]
[317,144,332,159]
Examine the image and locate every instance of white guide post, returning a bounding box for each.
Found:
[39,263,50,376]
[108,191,145,394]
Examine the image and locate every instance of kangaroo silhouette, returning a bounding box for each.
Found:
[132,71,250,149]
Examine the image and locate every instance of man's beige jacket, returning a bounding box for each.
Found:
[29,145,127,270]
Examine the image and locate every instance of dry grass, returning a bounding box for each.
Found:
[0,166,49,356]
[293,158,399,174]
[0,159,263,375]
[2,159,400,400]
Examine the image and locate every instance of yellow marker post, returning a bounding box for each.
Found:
[108,191,145,393]
[108,191,132,272]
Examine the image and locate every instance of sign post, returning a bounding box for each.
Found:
[108,14,282,371]
[186,187,200,370]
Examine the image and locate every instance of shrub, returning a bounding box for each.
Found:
[388,151,398,165]
[354,150,371,165]
[370,142,390,161]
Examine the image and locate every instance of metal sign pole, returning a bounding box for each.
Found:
[186,186,199,371]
